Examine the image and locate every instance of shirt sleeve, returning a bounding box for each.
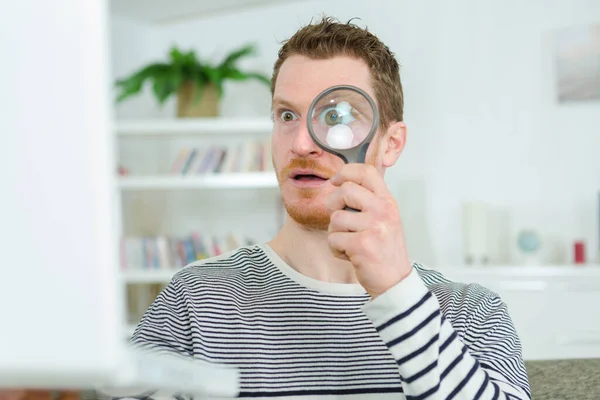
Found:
[362,267,531,399]
[94,277,198,400]
[130,276,194,357]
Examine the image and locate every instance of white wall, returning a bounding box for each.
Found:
[109,0,600,267]
[110,15,167,119]
[1,0,123,384]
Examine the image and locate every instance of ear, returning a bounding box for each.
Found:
[380,121,407,168]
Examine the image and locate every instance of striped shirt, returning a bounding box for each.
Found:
[128,244,531,399]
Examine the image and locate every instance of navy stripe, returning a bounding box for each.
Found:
[397,334,440,365]
[403,359,438,384]
[446,361,479,400]
[473,370,490,400]
[440,331,458,353]
[441,346,468,380]
[386,309,441,347]
[492,381,500,400]
[376,291,433,331]
[406,382,440,400]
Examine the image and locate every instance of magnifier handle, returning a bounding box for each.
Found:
[344,206,360,212]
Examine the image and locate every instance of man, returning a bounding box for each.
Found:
[127,16,531,399]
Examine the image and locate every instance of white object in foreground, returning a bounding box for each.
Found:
[0,1,238,396]
[96,345,239,399]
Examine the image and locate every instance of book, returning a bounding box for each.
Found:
[120,231,258,270]
[168,139,274,175]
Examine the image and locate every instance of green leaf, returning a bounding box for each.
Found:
[153,68,175,104]
[169,47,185,64]
[218,44,257,69]
[153,79,168,104]
[114,63,171,103]
[202,65,222,86]
[222,67,248,80]
[115,75,144,101]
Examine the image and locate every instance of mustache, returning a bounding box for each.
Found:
[279,158,337,179]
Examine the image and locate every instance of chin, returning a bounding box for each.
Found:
[281,190,331,231]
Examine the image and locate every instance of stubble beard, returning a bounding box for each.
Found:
[275,158,335,232]
[283,187,331,231]
[274,144,380,232]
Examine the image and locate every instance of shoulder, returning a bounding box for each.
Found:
[410,261,508,331]
[185,243,267,267]
[412,261,502,302]
[130,246,272,344]
[169,244,273,287]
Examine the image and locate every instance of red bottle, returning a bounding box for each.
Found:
[574,241,586,264]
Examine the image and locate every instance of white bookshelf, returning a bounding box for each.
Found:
[435,264,600,277]
[436,264,600,292]
[116,117,273,136]
[116,117,278,334]
[118,172,278,190]
[119,269,178,284]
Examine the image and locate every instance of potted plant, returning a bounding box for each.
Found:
[114,44,271,118]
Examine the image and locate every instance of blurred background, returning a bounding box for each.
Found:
[110,0,599,266]
[107,0,600,364]
[2,0,599,375]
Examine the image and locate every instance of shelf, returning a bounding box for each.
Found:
[115,117,273,136]
[435,265,600,277]
[118,172,278,190]
[120,269,179,284]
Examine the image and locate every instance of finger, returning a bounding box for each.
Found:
[328,231,372,264]
[328,231,353,261]
[326,181,376,212]
[330,164,389,196]
[329,208,373,233]
[330,246,349,262]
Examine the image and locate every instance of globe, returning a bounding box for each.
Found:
[517,230,541,254]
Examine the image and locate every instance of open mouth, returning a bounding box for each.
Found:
[293,174,326,181]
[290,171,328,182]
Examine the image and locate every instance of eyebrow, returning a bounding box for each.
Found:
[272,98,298,111]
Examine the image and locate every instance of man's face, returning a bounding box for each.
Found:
[271,55,382,231]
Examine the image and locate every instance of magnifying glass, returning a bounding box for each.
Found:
[307,85,379,211]
[307,85,379,164]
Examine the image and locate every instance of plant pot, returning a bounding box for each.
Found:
[176,81,219,118]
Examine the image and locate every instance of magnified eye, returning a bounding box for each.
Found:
[280,110,298,122]
[318,102,356,126]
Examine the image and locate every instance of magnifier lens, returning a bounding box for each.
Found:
[310,89,375,151]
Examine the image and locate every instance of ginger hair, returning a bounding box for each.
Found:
[271,16,404,129]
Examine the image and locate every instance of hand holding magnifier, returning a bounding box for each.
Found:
[307,85,380,212]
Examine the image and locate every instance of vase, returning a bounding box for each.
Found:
[176,81,219,118]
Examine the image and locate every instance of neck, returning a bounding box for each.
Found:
[267,217,359,284]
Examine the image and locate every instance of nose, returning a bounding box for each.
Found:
[291,118,322,158]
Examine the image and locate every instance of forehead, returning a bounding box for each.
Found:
[273,55,375,109]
